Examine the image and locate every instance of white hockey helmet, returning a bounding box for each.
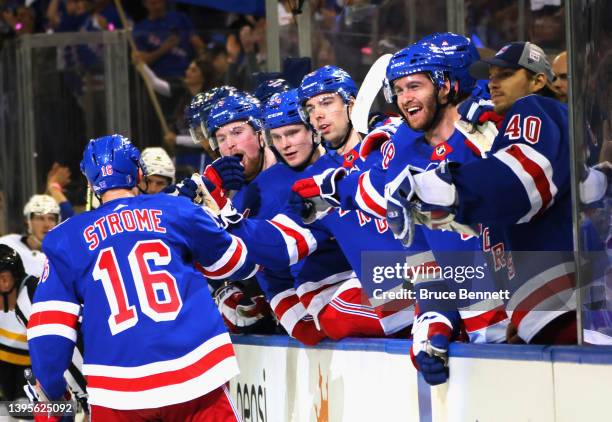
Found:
[139,147,176,183]
[23,194,60,219]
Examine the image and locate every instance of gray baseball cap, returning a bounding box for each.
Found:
[469,41,554,81]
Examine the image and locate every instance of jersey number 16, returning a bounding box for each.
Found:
[93,240,183,335]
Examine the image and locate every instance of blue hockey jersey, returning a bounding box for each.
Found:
[450,95,574,341]
[28,194,258,409]
[336,124,510,343]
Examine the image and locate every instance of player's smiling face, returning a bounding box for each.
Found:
[216,120,261,181]
[393,73,438,131]
[269,124,314,167]
[304,92,350,146]
[488,66,534,114]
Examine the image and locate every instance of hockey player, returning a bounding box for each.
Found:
[185,86,239,162]
[294,37,510,384]
[28,134,258,420]
[0,244,30,401]
[0,244,90,415]
[138,147,176,194]
[253,78,291,103]
[387,41,576,345]
[0,194,60,278]
[203,66,428,337]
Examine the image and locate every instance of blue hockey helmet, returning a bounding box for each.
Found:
[186,86,238,146]
[383,42,450,103]
[254,78,291,103]
[80,134,141,195]
[262,89,303,131]
[297,65,357,126]
[419,32,480,95]
[206,92,263,147]
[297,65,357,105]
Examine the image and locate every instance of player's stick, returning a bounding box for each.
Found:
[113,0,171,136]
[350,53,393,134]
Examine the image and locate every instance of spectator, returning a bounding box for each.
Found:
[45,162,75,221]
[166,56,218,177]
[552,50,568,102]
[1,5,36,36]
[132,0,204,80]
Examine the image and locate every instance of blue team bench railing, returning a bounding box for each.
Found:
[231,334,612,364]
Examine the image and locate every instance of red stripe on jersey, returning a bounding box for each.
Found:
[272,294,300,319]
[462,305,508,333]
[510,272,575,328]
[269,220,309,260]
[374,297,415,318]
[28,311,79,330]
[427,322,452,338]
[200,241,244,278]
[86,343,235,392]
[298,282,343,309]
[357,173,386,218]
[505,145,553,214]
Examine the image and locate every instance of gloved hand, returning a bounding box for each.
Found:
[204,155,245,192]
[410,312,453,386]
[359,116,403,160]
[163,174,204,204]
[385,166,418,247]
[386,163,476,247]
[456,96,502,157]
[457,96,503,128]
[292,167,346,224]
[214,282,270,334]
[200,176,243,228]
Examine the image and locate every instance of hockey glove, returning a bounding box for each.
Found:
[456,96,501,158]
[200,176,243,228]
[385,166,418,247]
[292,167,347,224]
[359,116,403,160]
[163,174,203,203]
[204,155,245,191]
[410,312,453,386]
[386,163,477,247]
[214,282,270,334]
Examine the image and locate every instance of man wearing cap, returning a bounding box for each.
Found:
[388,41,576,344]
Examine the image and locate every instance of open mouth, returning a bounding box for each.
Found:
[233,153,245,167]
[319,123,331,133]
[406,106,422,117]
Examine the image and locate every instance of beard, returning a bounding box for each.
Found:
[402,92,438,131]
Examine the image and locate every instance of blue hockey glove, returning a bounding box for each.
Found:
[457,96,495,127]
[292,167,347,224]
[410,312,453,386]
[385,166,418,247]
[204,156,245,191]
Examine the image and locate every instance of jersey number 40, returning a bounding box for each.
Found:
[93,240,182,335]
